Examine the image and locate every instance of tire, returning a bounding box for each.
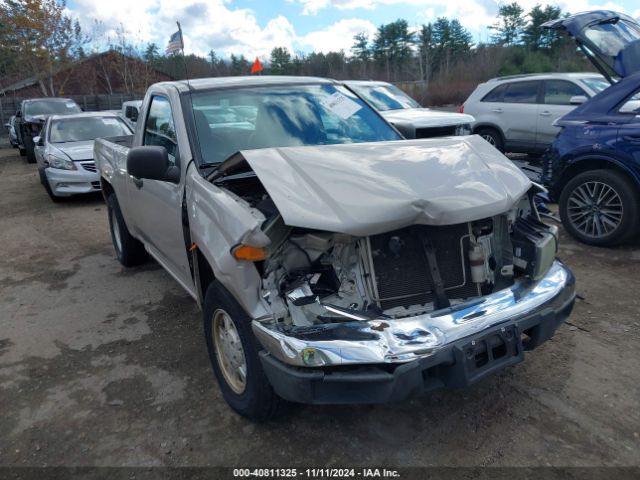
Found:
[559,169,639,246]
[203,280,284,422]
[39,169,62,203]
[106,193,147,266]
[476,127,504,152]
[24,136,36,163]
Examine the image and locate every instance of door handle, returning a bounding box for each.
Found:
[623,135,640,143]
[132,177,143,189]
[492,108,503,113]
[540,111,552,116]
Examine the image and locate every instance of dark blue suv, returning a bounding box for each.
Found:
[542,11,640,246]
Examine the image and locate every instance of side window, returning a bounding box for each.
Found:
[544,80,586,105]
[618,88,640,114]
[125,106,139,122]
[503,81,540,104]
[144,96,177,163]
[481,84,507,102]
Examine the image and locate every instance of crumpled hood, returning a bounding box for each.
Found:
[52,140,94,161]
[240,136,531,236]
[381,108,475,128]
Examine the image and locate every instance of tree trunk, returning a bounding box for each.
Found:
[38,79,48,96]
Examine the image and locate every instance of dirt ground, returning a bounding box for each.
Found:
[0,142,639,469]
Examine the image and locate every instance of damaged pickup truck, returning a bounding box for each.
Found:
[95,76,576,421]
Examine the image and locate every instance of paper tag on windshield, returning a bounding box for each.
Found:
[320,92,361,120]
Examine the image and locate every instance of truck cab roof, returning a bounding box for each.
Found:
[158,76,338,94]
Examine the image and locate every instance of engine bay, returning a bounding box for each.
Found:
[218,172,558,328]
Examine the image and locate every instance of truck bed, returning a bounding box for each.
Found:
[94,135,133,186]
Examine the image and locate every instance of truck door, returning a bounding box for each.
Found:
[127,95,194,292]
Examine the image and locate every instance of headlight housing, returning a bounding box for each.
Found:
[455,123,472,136]
[46,154,76,170]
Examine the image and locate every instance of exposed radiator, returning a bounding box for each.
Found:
[367,223,480,310]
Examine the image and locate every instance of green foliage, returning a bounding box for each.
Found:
[351,32,369,62]
[0,0,595,104]
[371,19,414,79]
[269,47,292,75]
[0,0,88,94]
[522,4,562,50]
[491,2,526,45]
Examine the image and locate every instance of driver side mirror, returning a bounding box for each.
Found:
[34,136,43,146]
[569,95,588,105]
[127,146,179,183]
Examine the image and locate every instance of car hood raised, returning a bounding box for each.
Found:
[238,136,531,236]
[52,140,94,161]
[381,108,474,128]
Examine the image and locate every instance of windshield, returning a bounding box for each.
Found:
[350,83,421,111]
[580,77,611,93]
[25,100,81,117]
[49,117,131,143]
[190,84,401,165]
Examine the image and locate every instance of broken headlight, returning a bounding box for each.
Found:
[455,123,472,136]
[511,215,558,281]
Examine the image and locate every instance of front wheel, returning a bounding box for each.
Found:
[107,193,147,266]
[559,169,639,246]
[39,169,62,203]
[24,136,36,164]
[203,281,284,422]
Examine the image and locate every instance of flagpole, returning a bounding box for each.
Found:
[176,21,191,85]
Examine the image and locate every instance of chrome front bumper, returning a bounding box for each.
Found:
[252,260,575,367]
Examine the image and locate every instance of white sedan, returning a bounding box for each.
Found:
[34,112,133,202]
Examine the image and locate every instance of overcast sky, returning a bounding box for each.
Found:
[66,0,639,59]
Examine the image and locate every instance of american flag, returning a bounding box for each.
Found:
[165,29,183,55]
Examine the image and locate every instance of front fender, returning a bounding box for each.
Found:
[185,165,272,319]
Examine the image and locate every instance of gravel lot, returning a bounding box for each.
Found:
[0,142,639,469]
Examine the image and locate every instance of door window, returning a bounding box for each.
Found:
[544,80,586,105]
[144,96,177,163]
[481,84,507,102]
[618,88,640,114]
[503,81,540,104]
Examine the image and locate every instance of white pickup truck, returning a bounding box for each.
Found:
[95,76,575,421]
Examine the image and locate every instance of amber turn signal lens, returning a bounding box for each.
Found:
[231,245,268,261]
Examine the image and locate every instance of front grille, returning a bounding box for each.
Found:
[368,224,479,310]
[415,125,457,138]
[80,161,97,172]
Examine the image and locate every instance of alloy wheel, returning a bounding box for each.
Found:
[481,133,496,146]
[566,181,623,238]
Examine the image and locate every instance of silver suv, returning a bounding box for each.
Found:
[461,73,608,154]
